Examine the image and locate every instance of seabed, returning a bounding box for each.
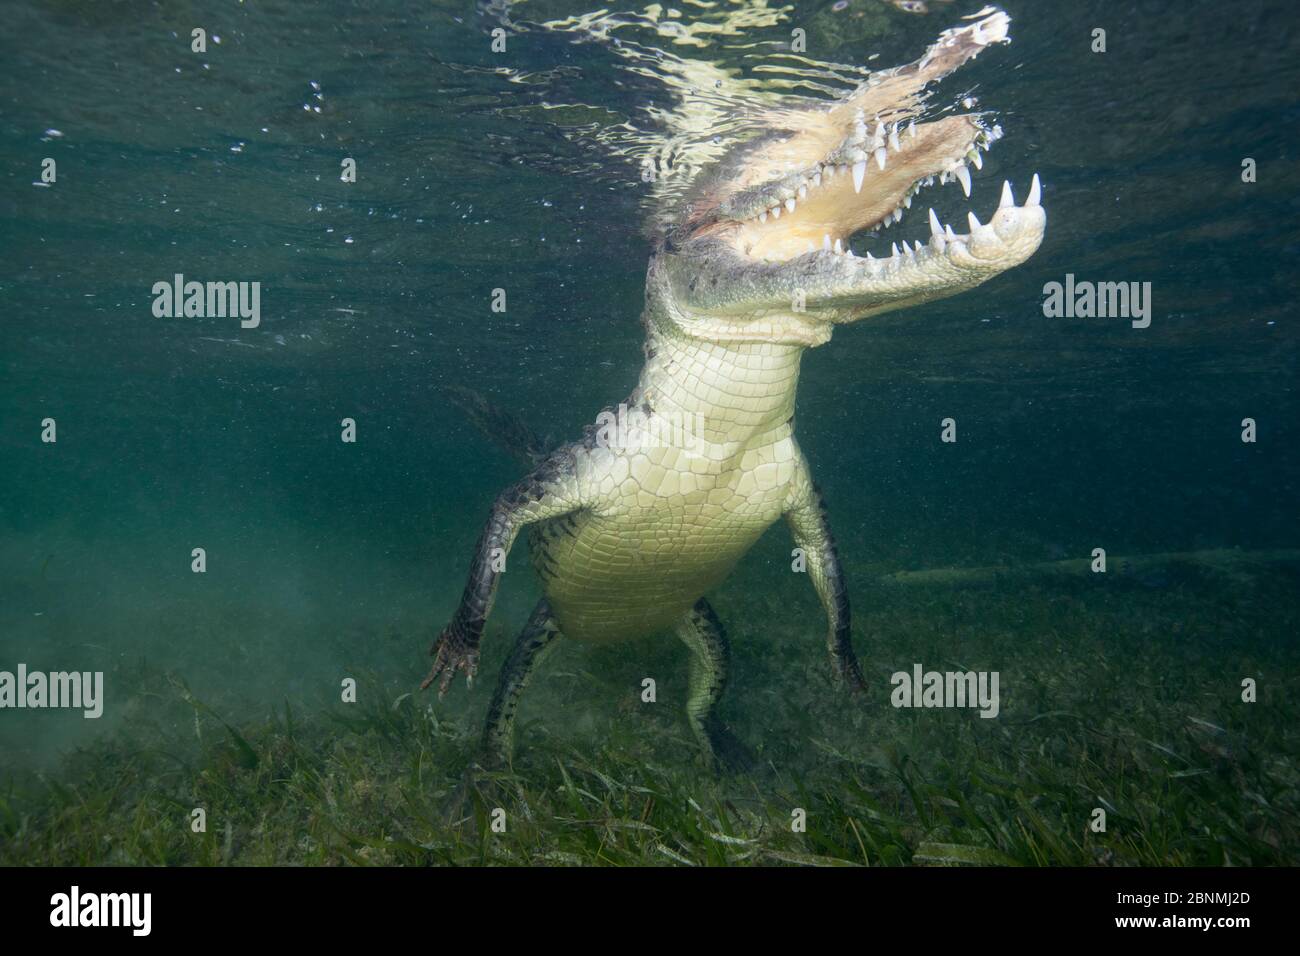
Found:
[3,552,1295,867]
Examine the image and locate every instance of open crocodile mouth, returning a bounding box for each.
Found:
[713,114,1038,267]
[663,7,1046,321]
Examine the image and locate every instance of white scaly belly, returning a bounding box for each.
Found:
[535,424,800,643]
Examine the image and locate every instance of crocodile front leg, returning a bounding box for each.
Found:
[784,454,866,692]
[422,447,585,697]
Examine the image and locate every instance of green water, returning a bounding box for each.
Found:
[0,0,1297,865]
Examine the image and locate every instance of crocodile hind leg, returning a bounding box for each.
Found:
[479,599,563,766]
[673,599,753,772]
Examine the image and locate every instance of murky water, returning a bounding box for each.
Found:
[1,0,1297,864]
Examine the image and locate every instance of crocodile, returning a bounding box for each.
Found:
[422,8,1046,769]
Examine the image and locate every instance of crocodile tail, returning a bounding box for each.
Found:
[441,385,551,467]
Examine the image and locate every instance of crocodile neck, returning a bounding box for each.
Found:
[636,323,804,447]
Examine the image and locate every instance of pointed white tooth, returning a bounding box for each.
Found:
[759,211,767,223]
[834,238,843,254]
[1027,172,1042,206]
[785,198,796,213]
[970,150,983,170]
[799,184,809,199]
[813,172,822,188]
[806,240,815,253]
[928,208,943,237]
[852,161,867,194]
[940,171,950,184]
[846,249,855,258]
[903,194,912,208]
[955,164,972,198]
[823,234,831,251]
[907,121,917,139]
[967,211,981,231]
[890,242,900,258]
[772,206,781,219]
[914,241,923,254]
[945,224,957,240]
[999,180,1015,208]
[865,251,874,260]
[889,126,901,151]
[874,147,887,171]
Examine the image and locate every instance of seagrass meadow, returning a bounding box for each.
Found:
[1,0,1298,866]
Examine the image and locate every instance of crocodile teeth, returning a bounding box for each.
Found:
[771,206,781,219]
[1027,172,1042,206]
[945,224,957,241]
[968,211,982,231]
[759,211,767,223]
[823,234,832,251]
[906,121,917,139]
[852,161,866,194]
[785,198,796,213]
[891,242,900,258]
[970,150,983,170]
[999,180,1015,208]
[798,184,808,199]
[874,147,887,170]
[812,172,822,188]
[955,164,972,198]
[888,126,901,152]
[834,238,843,254]
[929,209,946,253]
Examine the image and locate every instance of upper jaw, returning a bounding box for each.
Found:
[708,115,1001,264]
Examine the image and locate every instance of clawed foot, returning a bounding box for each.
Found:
[701,719,756,775]
[420,616,481,697]
[440,761,517,827]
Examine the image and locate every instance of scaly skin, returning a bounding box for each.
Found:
[423,9,1045,768]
